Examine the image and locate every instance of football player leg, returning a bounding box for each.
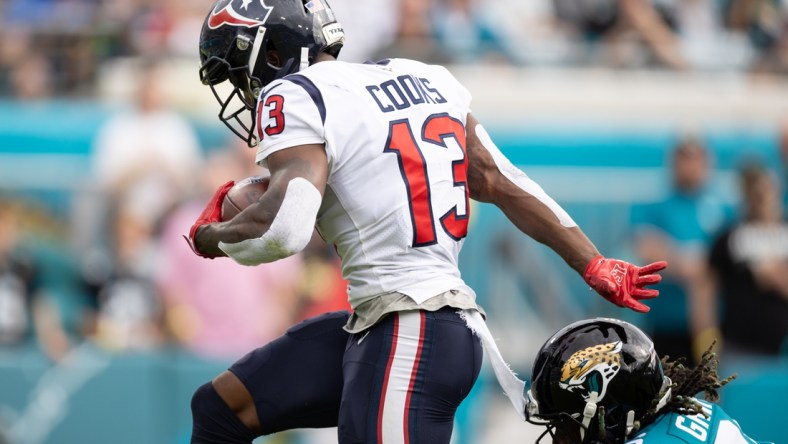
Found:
[338,308,483,444]
[191,311,352,443]
[191,375,258,444]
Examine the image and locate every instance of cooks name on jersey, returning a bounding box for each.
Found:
[366,75,447,113]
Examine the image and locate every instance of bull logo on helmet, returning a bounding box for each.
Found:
[208,0,273,29]
[559,341,622,401]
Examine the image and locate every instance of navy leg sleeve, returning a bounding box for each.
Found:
[191,382,257,444]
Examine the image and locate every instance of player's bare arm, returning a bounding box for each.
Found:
[191,144,328,260]
[466,114,598,272]
[465,114,667,312]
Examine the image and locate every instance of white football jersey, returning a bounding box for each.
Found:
[254,59,475,308]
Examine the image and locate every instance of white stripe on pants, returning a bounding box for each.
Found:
[378,311,425,444]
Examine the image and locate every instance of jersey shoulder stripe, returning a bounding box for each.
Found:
[261,81,283,96]
[284,74,326,124]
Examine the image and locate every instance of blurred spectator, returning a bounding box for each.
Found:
[781,118,788,208]
[724,0,788,74]
[0,29,30,95]
[632,138,732,362]
[1,0,112,96]
[92,59,202,233]
[491,1,579,66]
[703,164,788,359]
[554,0,690,69]
[329,0,397,62]
[3,0,94,29]
[85,205,164,352]
[0,198,87,362]
[163,0,210,57]
[127,2,175,57]
[432,0,516,64]
[675,0,751,71]
[156,142,304,361]
[398,0,432,41]
[9,54,52,100]
[0,200,35,347]
[126,0,206,57]
[373,0,449,63]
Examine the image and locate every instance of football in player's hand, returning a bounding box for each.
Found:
[221,175,270,221]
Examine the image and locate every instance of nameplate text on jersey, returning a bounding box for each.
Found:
[366,75,447,113]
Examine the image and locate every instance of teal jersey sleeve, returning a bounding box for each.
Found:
[625,399,770,444]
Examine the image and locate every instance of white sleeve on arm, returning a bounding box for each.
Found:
[475,124,577,228]
[218,178,322,265]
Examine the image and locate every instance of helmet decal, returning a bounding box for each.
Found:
[559,341,622,401]
[304,0,325,13]
[208,0,273,29]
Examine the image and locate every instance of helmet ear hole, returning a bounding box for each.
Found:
[266,49,282,69]
[622,352,637,366]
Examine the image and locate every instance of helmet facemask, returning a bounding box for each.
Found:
[525,388,585,444]
[199,29,264,147]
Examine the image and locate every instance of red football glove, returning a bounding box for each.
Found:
[184,180,235,259]
[583,255,667,313]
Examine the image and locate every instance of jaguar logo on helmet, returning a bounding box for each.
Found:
[208,0,273,29]
[559,341,622,401]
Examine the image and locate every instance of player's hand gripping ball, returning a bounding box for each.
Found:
[221,175,270,221]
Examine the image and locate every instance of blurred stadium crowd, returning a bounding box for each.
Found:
[2,0,788,99]
[0,0,787,443]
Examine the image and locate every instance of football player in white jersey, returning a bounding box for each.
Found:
[525,318,769,444]
[186,1,667,443]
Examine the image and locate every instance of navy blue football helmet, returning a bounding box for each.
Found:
[199,0,344,145]
[525,318,671,443]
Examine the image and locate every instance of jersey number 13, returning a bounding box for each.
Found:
[384,113,469,247]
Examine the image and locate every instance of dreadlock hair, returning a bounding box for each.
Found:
[632,342,736,434]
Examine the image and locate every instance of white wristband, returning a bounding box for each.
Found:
[219,177,322,265]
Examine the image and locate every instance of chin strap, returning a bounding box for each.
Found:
[656,383,673,413]
[625,410,636,436]
[624,380,672,438]
[579,391,599,441]
[300,47,310,71]
[248,26,267,77]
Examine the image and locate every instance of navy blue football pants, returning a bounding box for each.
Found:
[225,308,482,443]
